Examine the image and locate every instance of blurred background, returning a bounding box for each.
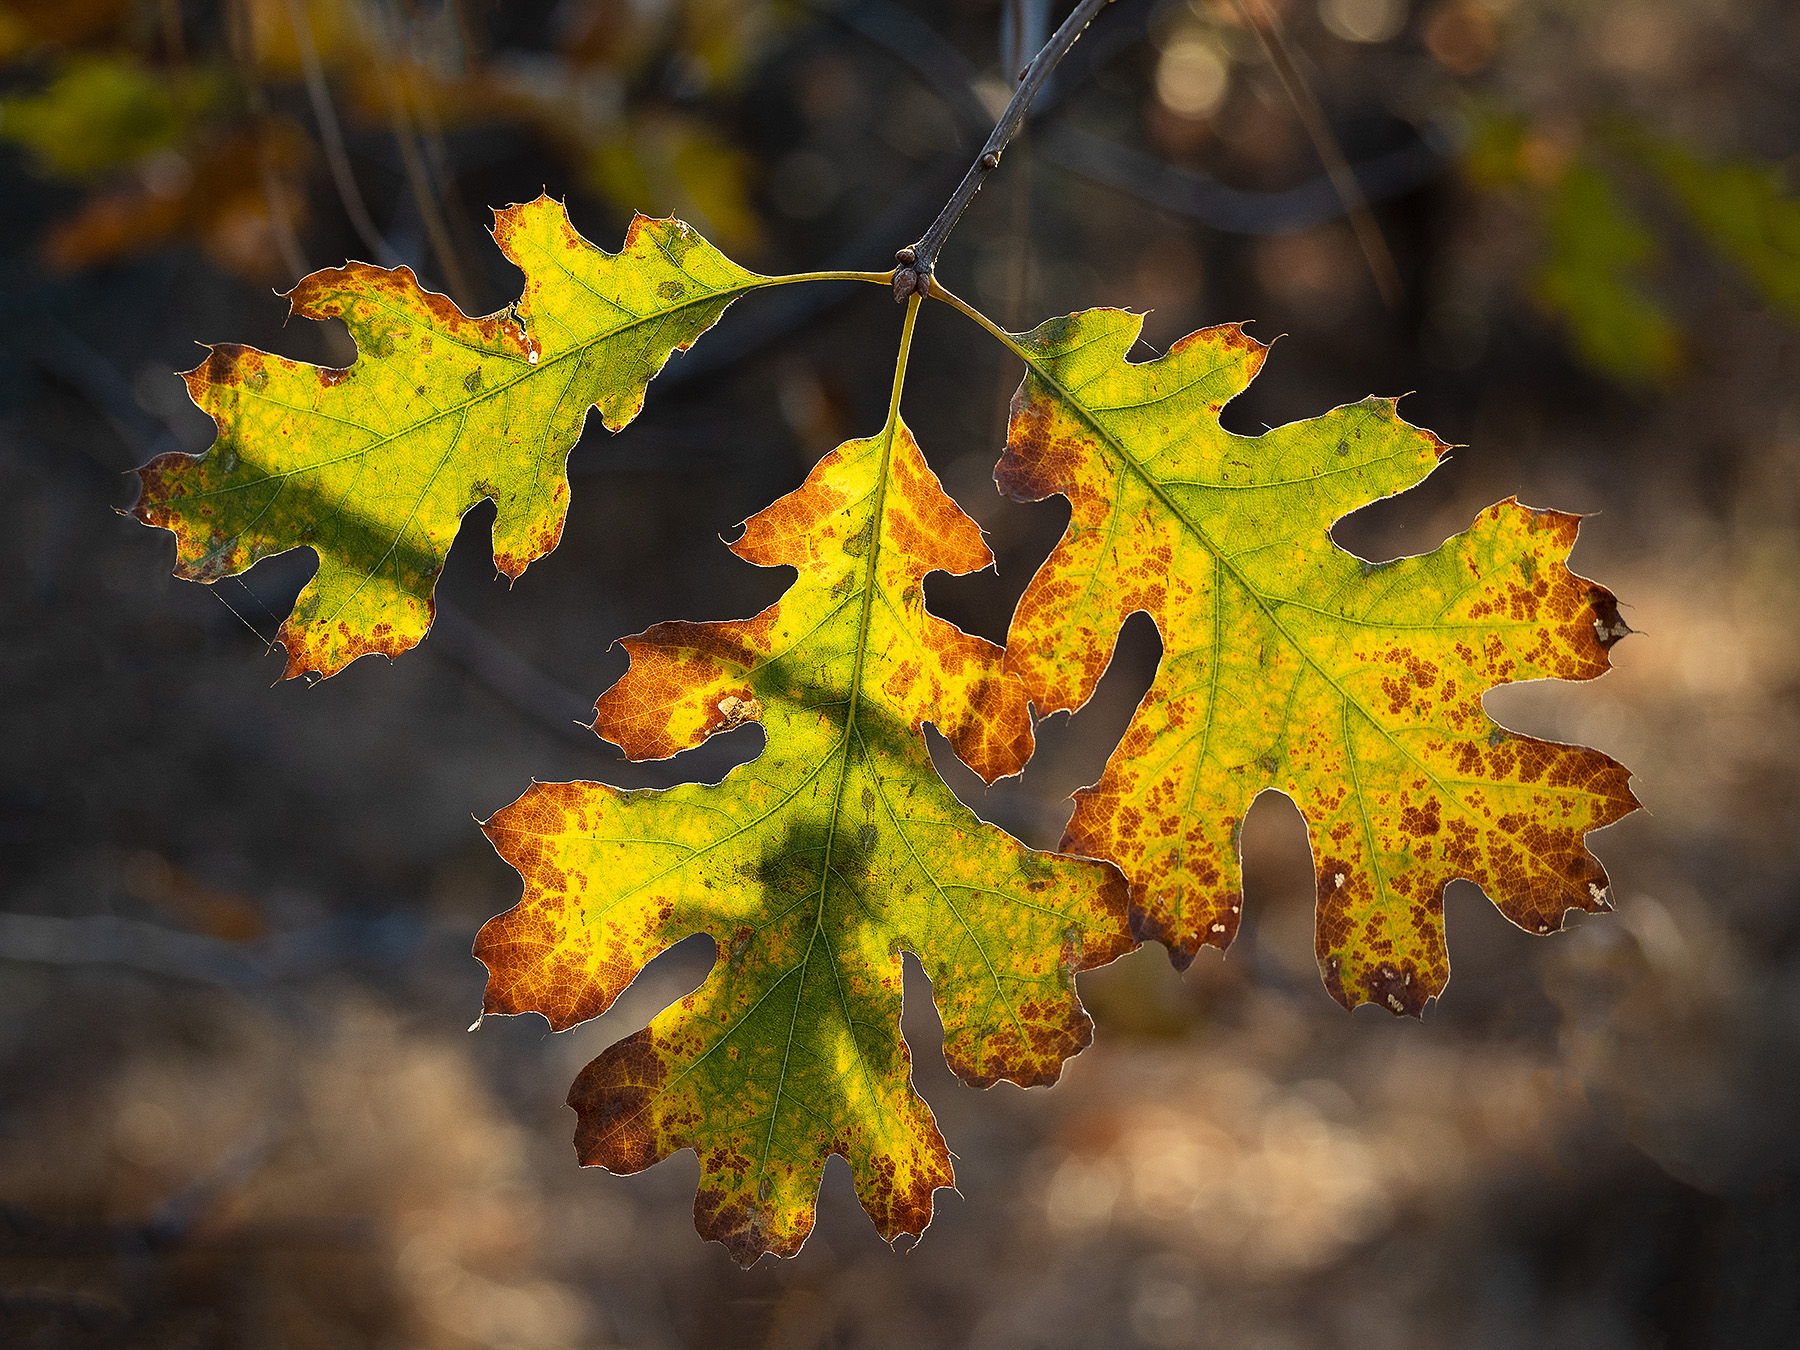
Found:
[3,0,1799,1345]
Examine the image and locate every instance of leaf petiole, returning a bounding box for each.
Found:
[923,277,1026,357]
[886,292,925,428]
[759,269,897,288]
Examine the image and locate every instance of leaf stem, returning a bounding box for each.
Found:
[893,0,1116,302]
[927,278,1026,358]
[762,270,899,288]
[1231,0,1402,308]
[888,292,926,426]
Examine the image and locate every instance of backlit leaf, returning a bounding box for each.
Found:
[991,306,1637,1015]
[475,307,1133,1263]
[131,197,760,678]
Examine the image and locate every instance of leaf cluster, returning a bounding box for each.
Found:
[128,191,1636,1262]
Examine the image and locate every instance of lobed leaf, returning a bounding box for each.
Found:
[476,400,1133,1264]
[993,307,1638,1015]
[132,197,759,678]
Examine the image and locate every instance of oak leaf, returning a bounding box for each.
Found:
[475,390,1132,1264]
[132,198,759,678]
[992,307,1638,1014]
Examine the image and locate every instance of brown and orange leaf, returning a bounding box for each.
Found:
[130,197,768,678]
[475,300,1133,1265]
[980,303,1637,1015]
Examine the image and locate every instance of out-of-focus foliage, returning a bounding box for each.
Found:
[0,0,779,277]
[1533,160,1681,382]
[0,0,141,57]
[0,53,219,178]
[1459,107,1679,381]
[1463,113,1800,381]
[3,0,1792,388]
[588,115,763,257]
[1438,2,1800,381]
[1645,138,1800,325]
[42,120,313,275]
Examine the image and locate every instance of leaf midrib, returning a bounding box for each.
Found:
[753,417,898,1198]
[187,277,767,504]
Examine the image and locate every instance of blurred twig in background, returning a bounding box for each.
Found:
[1232,0,1403,306]
[278,0,400,266]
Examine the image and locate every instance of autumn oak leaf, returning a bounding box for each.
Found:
[131,197,760,678]
[474,392,1134,1264]
[992,307,1638,1015]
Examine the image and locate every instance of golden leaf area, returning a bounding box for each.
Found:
[132,214,1635,1265]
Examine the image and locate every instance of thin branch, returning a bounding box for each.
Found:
[280,0,402,266]
[30,312,186,467]
[228,1,310,280]
[254,137,311,282]
[894,0,1115,300]
[1233,0,1403,308]
[1041,121,1443,235]
[408,62,487,293]
[0,910,423,988]
[428,599,605,751]
[818,0,991,142]
[388,86,475,302]
[363,2,476,303]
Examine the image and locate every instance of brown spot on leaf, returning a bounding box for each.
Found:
[276,597,425,680]
[996,383,1083,505]
[593,616,773,759]
[1128,901,1198,972]
[202,344,244,386]
[855,1132,951,1248]
[569,1029,670,1174]
[1360,960,1428,1018]
[1400,799,1441,837]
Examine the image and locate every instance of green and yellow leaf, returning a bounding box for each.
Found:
[132,197,760,678]
[988,305,1637,1015]
[474,302,1133,1264]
